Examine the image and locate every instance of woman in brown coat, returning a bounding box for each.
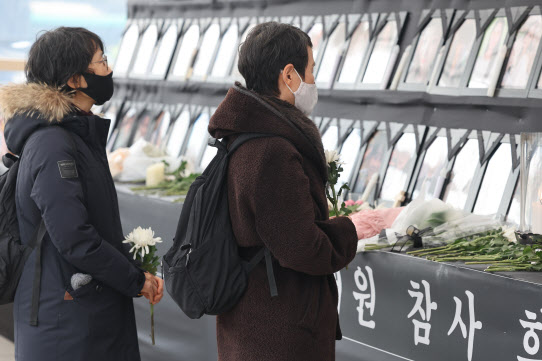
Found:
[208,22,364,361]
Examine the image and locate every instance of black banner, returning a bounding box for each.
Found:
[338,252,542,361]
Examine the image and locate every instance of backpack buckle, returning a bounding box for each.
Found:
[2,153,18,168]
[181,243,192,266]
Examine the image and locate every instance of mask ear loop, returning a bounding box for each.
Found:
[292,68,303,82]
[281,68,303,94]
[281,70,294,94]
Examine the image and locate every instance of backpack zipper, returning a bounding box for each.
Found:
[186,248,193,266]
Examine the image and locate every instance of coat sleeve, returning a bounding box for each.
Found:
[28,129,145,297]
[247,138,357,275]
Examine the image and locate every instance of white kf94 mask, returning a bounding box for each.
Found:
[283,68,318,116]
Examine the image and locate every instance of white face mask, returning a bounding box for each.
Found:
[283,68,318,116]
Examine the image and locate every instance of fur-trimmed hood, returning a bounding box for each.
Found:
[0,82,74,123]
[0,83,108,155]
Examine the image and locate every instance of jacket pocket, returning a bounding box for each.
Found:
[57,296,91,359]
[66,280,105,310]
[68,280,128,340]
[68,279,99,298]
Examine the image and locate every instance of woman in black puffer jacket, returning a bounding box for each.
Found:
[0,27,163,361]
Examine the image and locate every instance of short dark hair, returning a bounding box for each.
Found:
[238,22,312,96]
[25,27,104,89]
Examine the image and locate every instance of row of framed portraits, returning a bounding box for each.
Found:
[113,5,542,98]
[97,99,522,224]
[319,118,521,224]
[98,101,218,173]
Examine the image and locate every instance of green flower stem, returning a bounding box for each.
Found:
[382,228,542,273]
[427,250,463,256]
[465,260,519,265]
[433,256,502,262]
[411,247,457,257]
[331,183,339,217]
[408,245,450,254]
[150,304,155,346]
[471,234,502,244]
[486,265,531,272]
[365,244,393,251]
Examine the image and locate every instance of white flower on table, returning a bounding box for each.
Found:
[123,227,163,260]
[502,225,517,243]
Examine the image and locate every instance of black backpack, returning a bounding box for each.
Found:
[0,149,45,328]
[0,126,76,326]
[163,133,279,319]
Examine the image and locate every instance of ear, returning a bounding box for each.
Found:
[66,74,81,89]
[282,63,295,81]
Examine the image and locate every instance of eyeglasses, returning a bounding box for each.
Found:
[91,54,108,67]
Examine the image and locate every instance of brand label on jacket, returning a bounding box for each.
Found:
[57,160,78,178]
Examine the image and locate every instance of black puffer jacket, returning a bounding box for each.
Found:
[0,83,145,361]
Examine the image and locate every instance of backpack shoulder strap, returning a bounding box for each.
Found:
[228,132,283,298]
[227,133,299,157]
[245,248,278,297]
[29,219,46,326]
[227,133,274,155]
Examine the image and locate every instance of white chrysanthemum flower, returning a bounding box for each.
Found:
[324,149,344,165]
[324,150,341,164]
[123,227,163,259]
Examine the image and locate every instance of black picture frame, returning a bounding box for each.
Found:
[189,17,230,83]
[314,14,344,90]
[428,9,507,96]
[493,6,541,98]
[166,18,207,82]
[376,126,422,206]
[114,18,151,78]
[128,18,164,79]
[146,18,185,81]
[206,17,243,84]
[459,9,510,97]
[355,11,408,91]
[332,13,373,91]
[397,9,454,92]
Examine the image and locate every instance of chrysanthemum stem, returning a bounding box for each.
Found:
[331,184,339,217]
[150,304,155,346]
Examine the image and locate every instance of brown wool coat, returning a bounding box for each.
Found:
[208,84,358,361]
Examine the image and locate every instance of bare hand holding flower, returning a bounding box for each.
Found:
[141,272,158,304]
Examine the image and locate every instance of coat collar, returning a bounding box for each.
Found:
[209,83,328,183]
